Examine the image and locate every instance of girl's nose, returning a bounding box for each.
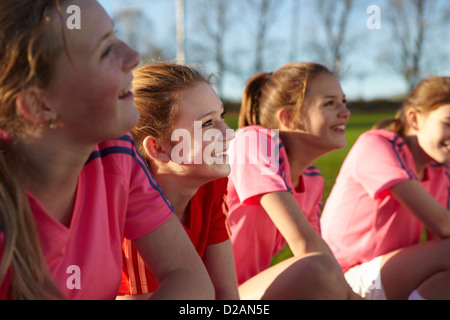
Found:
[338,103,351,120]
[220,121,235,142]
[122,42,141,72]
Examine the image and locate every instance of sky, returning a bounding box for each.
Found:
[97,0,450,102]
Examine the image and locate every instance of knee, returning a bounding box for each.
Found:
[291,253,348,299]
[299,253,344,282]
[431,237,450,269]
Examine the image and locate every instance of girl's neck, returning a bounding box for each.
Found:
[150,166,200,223]
[403,134,432,180]
[280,132,325,186]
[16,133,95,226]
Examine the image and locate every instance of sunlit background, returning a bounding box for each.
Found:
[98,0,450,104]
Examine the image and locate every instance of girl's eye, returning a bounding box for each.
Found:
[101,30,118,59]
[101,45,112,59]
[324,100,334,107]
[221,111,226,120]
[202,120,213,128]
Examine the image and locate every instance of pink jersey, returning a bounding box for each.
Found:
[0,134,173,299]
[321,129,450,272]
[120,177,231,295]
[227,126,323,284]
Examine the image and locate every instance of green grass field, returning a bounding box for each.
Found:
[225,109,396,264]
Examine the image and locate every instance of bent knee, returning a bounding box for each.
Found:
[292,253,347,297]
[296,253,343,279]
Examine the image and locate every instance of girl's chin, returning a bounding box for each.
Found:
[207,163,231,179]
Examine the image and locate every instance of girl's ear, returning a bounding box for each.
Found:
[277,108,292,130]
[16,88,56,125]
[277,108,304,130]
[406,108,420,131]
[143,136,171,163]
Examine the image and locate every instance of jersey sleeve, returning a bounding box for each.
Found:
[352,131,415,199]
[229,127,290,205]
[207,178,231,245]
[121,135,174,240]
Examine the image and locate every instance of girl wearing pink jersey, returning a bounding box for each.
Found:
[0,0,213,299]
[321,76,450,300]
[119,62,239,300]
[227,62,359,299]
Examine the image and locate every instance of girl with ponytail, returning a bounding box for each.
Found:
[119,62,239,300]
[0,0,213,299]
[321,77,450,299]
[227,62,359,299]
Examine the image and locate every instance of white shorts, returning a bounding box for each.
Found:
[344,256,387,300]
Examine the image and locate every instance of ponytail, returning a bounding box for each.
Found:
[238,72,271,128]
[373,76,450,136]
[238,62,332,130]
[372,109,405,135]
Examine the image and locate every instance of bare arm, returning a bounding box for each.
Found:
[133,215,215,300]
[390,179,450,238]
[259,191,333,256]
[203,240,240,300]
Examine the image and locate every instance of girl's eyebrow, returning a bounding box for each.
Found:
[324,94,346,99]
[94,30,114,51]
[196,104,224,120]
[94,20,115,51]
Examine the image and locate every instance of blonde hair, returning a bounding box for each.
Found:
[130,62,209,165]
[239,62,332,129]
[0,0,66,299]
[374,76,450,136]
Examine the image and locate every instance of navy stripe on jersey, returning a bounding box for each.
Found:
[304,166,322,177]
[277,141,292,193]
[86,135,175,213]
[389,136,415,180]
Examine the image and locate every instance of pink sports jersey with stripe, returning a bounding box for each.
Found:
[119,177,231,295]
[321,129,450,272]
[0,134,173,299]
[227,126,324,284]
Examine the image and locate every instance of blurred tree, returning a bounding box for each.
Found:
[386,0,437,90]
[113,8,168,63]
[247,0,280,73]
[188,0,239,98]
[309,0,355,74]
[176,0,185,63]
[290,0,302,62]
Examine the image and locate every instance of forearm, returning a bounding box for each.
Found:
[260,191,333,257]
[204,241,240,300]
[289,228,334,257]
[151,270,214,300]
[133,216,215,300]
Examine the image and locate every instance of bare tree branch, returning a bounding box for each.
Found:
[386,0,436,90]
[310,0,355,73]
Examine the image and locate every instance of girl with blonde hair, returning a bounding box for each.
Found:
[227,62,359,299]
[321,76,450,300]
[119,62,239,299]
[0,0,213,300]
